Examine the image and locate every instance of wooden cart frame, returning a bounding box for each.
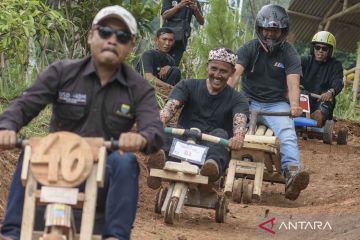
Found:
[150,128,229,224]
[224,119,284,203]
[20,132,111,240]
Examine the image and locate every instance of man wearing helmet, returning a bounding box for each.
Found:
[301,31,344,126]
[228,4,309,201]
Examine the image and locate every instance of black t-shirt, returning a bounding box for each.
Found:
[136,49,175,79]
[161,0,202,38]
[301,55,343,95]
[237,39,302,102]
[169,79,249,137]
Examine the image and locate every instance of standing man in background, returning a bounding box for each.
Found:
[161,0,204,66]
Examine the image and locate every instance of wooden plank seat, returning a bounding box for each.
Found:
[163,161,199,175]
[234,125,281,176]
[224,125,284,201]
[150,168,208,185]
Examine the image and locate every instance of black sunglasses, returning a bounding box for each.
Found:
[314,45,329,52]
[96,26,132,44]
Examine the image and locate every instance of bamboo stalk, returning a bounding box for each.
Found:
[353,42,360,101]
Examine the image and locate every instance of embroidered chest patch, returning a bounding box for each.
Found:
[115,104,134,119]
[58,91,87,105]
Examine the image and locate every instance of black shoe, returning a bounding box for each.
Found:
[284,165,310,201]
[146,150,166,190]
[200,159,220,182]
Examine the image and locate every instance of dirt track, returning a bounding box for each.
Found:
[0,120,359,240]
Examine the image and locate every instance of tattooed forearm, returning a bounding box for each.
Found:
[233,113,247,139]
[160,99,182,124]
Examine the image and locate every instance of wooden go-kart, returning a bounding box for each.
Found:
[149,127,229,224]
[295,92,348,145]
[224,111,284,204]
[17,131,119,240]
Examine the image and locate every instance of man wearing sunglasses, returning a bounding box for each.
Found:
[136,27,181,90]
[0,5,164,240]
[301,31,344,127]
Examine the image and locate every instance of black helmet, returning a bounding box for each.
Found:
[255,4,289,52]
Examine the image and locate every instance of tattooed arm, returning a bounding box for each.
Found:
[160,99,183,125]
[229,113,248,150]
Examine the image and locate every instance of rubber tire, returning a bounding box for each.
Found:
[337,128,348,145]
[154,187,168,214]
[215,195,228,223]
[323,120,334,144]
[302,133,308,140]
[164,197,178,224]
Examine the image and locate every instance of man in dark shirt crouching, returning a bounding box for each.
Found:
[136,27,181,90]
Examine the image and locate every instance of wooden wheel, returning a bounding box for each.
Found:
[242,179,253,204]
[42,227,65,240]
[164,197,178,224]
[154,187,168,214]
[231,178,243,203]
[42,233,64,240]
[215,195,228,223]
[323,120,334,144]
[337,128,348,145]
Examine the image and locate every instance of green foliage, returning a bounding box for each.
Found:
[0,66,28,100]
[0,102,50,137]
[133,57,166,109]
[156,93,166,109]
[0,0,161,100]
[18,106,51,137]
[334,87,360,121]
[0,0,68,61]
[183,0,252,78]
[66,0,161,54]
[0,0,69,98]
[333,51,356,70]
[293,42,310,56]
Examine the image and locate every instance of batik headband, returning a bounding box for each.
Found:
[208,48,238,66]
